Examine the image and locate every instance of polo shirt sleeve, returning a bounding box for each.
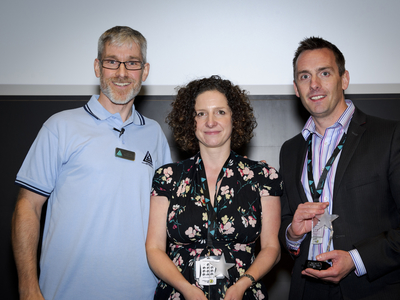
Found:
[15,120,61,197]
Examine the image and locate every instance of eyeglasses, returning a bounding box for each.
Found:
[101,59,144,70]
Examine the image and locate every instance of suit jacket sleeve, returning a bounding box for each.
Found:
[278,134,308,256]
[348,118,400,282]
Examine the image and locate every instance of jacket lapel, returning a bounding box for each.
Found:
[334,108,367,194]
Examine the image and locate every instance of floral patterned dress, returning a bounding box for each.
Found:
[151,151,283,300]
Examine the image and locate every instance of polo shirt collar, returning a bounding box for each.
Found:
[84,95,145,126]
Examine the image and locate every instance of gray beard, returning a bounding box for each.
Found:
[99,66,142,105]
[100,81,141,105]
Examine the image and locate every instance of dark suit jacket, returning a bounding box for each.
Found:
[279,107,400,300]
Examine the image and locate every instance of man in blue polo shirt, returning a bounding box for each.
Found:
[12,26,171,300]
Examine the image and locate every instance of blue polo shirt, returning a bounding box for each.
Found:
[16,95,171,300]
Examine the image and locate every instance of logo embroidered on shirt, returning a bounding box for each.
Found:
[142,151,153,167]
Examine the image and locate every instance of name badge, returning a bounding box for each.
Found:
[115,148,135,161]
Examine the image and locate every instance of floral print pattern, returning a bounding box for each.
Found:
[151,151,283,300]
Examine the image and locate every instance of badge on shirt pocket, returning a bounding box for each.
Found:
[115,148,135,161]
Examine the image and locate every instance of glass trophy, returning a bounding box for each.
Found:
[304,207,338,270]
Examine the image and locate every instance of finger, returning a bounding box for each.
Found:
[316,253,333,262]
[317,250,342,262]
[301,269,320,279]
[294,210,323,222]
[296,203,328,215]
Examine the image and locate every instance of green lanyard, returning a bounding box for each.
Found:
[307,133,347,202]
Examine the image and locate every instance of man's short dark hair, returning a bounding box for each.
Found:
[293,37,346,79]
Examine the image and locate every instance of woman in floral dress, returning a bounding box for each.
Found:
[146,75,283,300]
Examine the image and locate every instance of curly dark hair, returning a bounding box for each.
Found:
[166,75,257,153]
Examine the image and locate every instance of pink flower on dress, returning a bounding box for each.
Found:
[168,210,176,221]
[177,178,190,197]
[224,168,234,178]
[264,166,278,180]
[185,227,195,238]
[221,185,230,195]
[240,166,254,181]
[162,167,173,184]
[236,258,244,267]
[249,216,257,227]
[164,166,173,177]
[168,292,181,300]
[255,290,265,300]
[212,249,222,256]
[234,243,246,251]
[220,222,235,235]
[173,254,183,266]
[185,225,200,238]
[189,248,203,256]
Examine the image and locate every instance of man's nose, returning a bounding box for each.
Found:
[116,62,129,76]
[310,76,321,90]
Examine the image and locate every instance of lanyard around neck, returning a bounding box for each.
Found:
[307,133,347,202]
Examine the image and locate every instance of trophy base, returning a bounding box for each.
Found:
[303,260,331,270]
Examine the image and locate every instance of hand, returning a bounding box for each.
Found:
[288,202,328,241]
[224,282,245,300]
[181,285,208,300]
[301,250,355,284]
[19,291,45,300]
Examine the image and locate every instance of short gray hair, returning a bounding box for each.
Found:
[97,26,147,63]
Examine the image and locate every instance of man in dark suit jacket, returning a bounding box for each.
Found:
[279,37,400,300]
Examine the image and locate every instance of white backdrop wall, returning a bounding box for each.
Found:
[1,0,400,95]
